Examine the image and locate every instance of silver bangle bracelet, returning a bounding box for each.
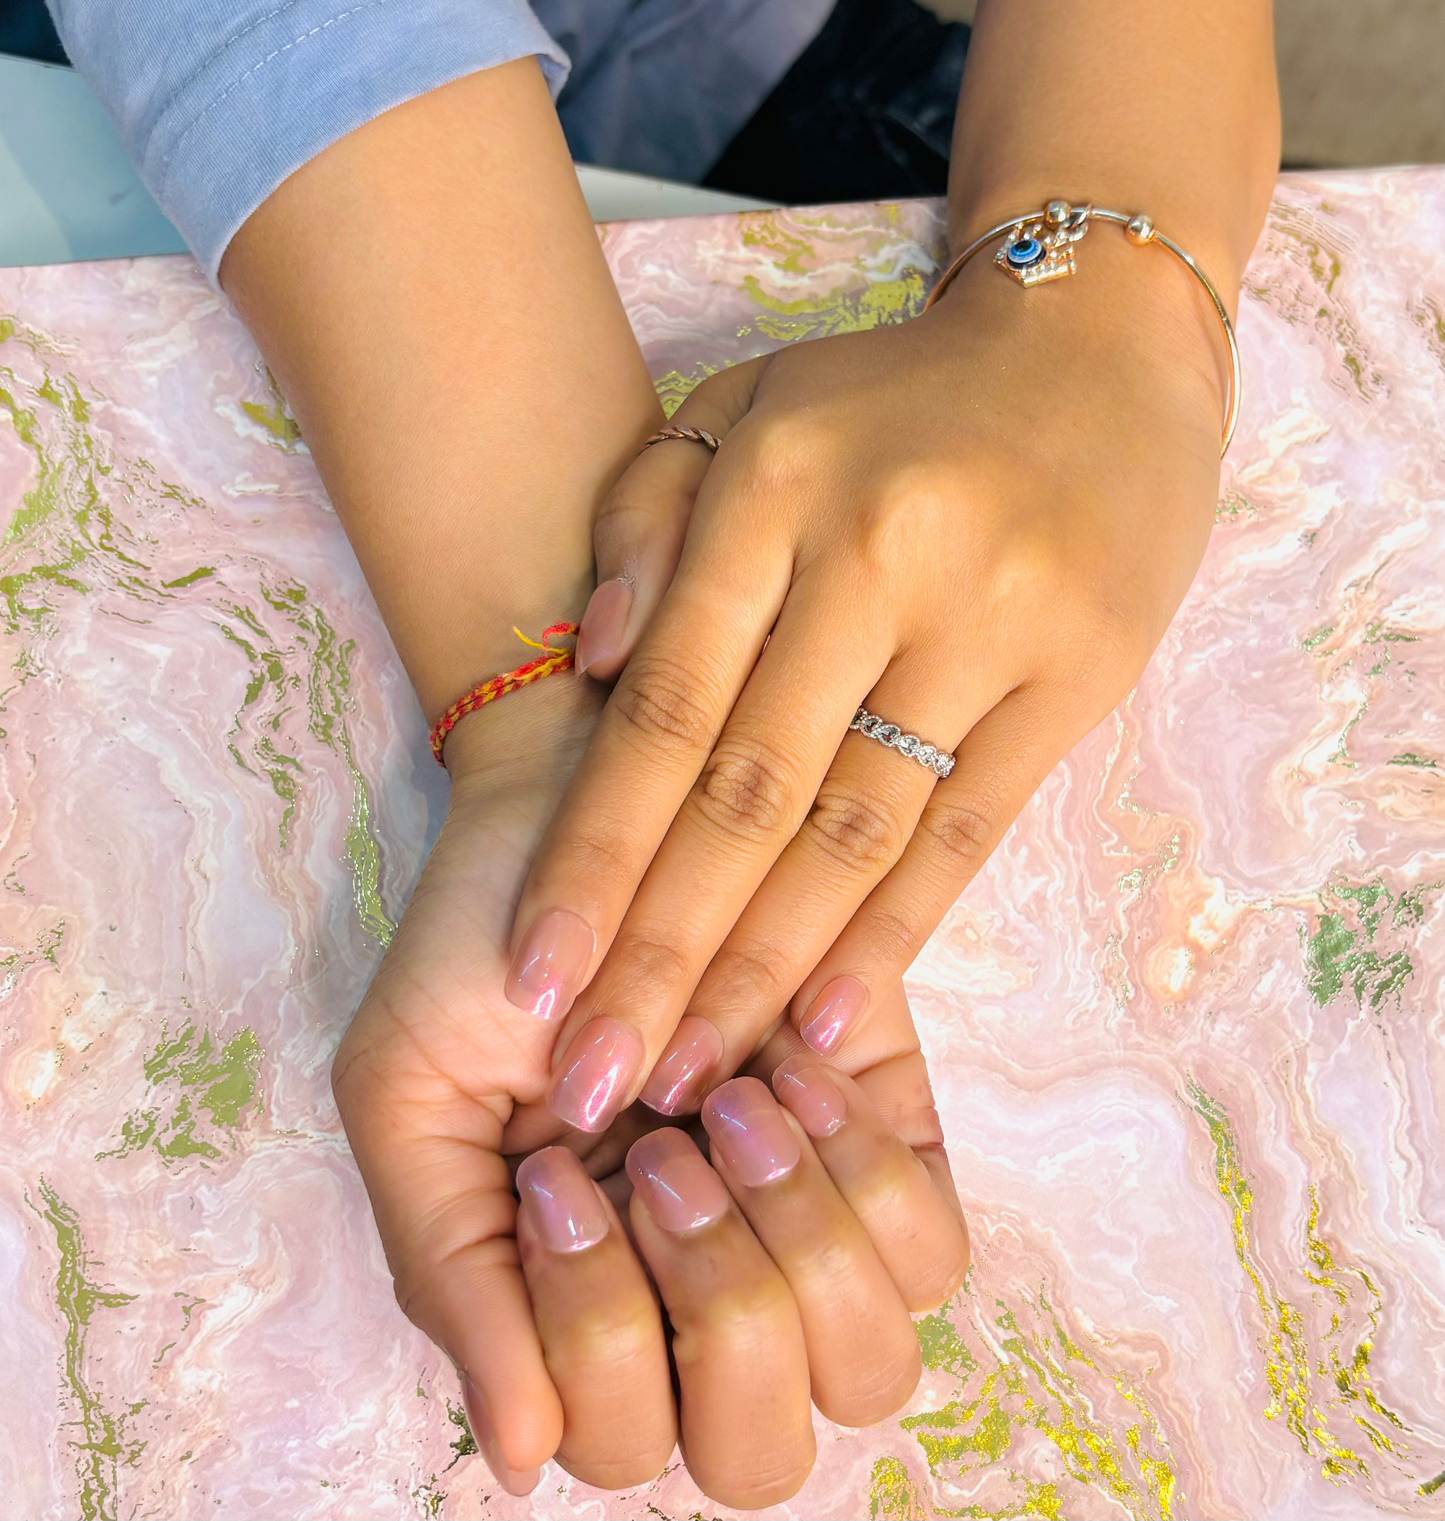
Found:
[922,199,1241,455]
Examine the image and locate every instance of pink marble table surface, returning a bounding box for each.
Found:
[1,169,1443,1521]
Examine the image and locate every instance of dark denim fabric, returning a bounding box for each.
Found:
[705,0,970,203]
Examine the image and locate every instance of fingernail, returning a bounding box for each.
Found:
[773,1058,849,1139]
[799,975,869,1054]
[626,1128,730,1233]
[639,1016,724,1115]
[547,1017,644,1133]
[505,909,596,1022]
[701,1076,801,1187]
[576,578,633,677]
[460,1375,542,1496]
[516,1147,610,1253]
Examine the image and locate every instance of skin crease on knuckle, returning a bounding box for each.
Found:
[609,652,719,755]
[693,738,805,844]
[802,784,909,876]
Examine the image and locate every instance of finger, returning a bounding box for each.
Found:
[659,652,989,1093]
[790,682,1079,1051]
[626,1128,815,1508]
[743,978,965,1226]
[514,1148,676,1488]
[700,1078,921,1426]
[544,572,890,1131]
[772,1057,970,1312]
[332,1054,562,1492]
[577,359,767,680]
[502,433,797,1033]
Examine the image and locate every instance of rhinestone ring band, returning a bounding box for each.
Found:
[850,707,955,778]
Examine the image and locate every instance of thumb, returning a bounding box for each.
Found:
[576,355,767,681]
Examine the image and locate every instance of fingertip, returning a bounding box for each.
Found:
[460,1374,553,1495]
[626,1127,730,1235]
[771,1058,849,1139]
[576,577,634,679]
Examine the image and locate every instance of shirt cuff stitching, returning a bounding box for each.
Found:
[158,0,401,198]
[150,0,310,136]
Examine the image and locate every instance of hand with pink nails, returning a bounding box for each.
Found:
[332,678,967,1505]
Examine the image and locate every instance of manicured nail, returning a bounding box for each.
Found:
[798,975,869,1053]
[460,1375,541,1496]
[639,1016,724,1115]
[701,1076,801,1187]
[504,908,596,1023]
[516,1147,610,1253]
[547,1017,644,1133]
[773,1058,849,1139]
[626,1128,730,1234]
[576,578,633,676]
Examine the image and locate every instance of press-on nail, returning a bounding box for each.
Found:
[460,1375,542,1496]
[773,1059,849,1139]
[626,1128,730,1234]
[516,1147,610,1253]
[547,1017,644,1133]
[640,1016,724,1115]
[576,578,633,677]
[799,975,869,1053]
[702,1076,801,1187]
[505,909,596,1022]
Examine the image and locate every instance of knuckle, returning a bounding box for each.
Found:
[613,931,695,993]
[700,942,789,1011]
[919,796,999,874]
[672,1276,797,1365]
[804,785,907,874]
[694,739,800,841]
[859,904,926,970]
[611,656,716,753]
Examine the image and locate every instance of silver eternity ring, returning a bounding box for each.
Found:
[849,707,955,778]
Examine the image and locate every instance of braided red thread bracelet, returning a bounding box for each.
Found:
[429,623,579,764]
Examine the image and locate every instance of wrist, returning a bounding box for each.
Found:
[923,215,1231,443]
[443,667,605,808]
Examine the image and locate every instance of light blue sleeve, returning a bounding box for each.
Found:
[46,0,571,283]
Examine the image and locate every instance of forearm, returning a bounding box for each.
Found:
[219,60,662,739]
[948,0,1280,298]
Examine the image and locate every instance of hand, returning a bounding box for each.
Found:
[331,683,967,1504]
[510,992,967,1507]
[506,231,1227,1128]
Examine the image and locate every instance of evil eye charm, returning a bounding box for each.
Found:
[995,216,1080,287]
[1005,237,1045,269]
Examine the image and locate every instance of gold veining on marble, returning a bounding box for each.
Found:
[219,584,395,942]
[1302,878,1436,1008]
[899,1292,1181,1520]
[99,1022,261,1163]
[34,1179,141,1521]
[1187,1080,1421,1485]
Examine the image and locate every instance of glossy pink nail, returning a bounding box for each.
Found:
[505,908,595,1022]
[547,1017,644,1133]
[626,1128,730,1234]
[701,1076,801,1187]
[773,1058,849,1139]
[798,975,869,1053]
[576,578,633,677]
[460,1375,541,1496]
[639,1016,724,1115]
[516,1147,610,1253]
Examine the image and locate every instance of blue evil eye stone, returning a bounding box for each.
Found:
[1005,237,1045,268]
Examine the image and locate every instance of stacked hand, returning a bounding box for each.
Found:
[334,238,1225,1505]
[505,241,1223,1137]
[331,680,968,1506]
